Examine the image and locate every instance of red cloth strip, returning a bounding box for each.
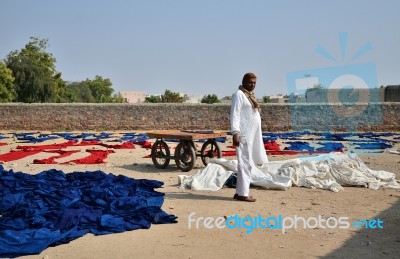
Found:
[0,150,42,162]
[33,150,81,164]
[17,140,77,151]
[61,149,115,164]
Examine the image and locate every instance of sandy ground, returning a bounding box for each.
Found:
[1,131,400,259]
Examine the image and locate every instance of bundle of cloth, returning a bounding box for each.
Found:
[178,152,400,192]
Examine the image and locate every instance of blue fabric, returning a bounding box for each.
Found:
[354,142,393,149]
[315,142,344,151]
[284,141,314,151]
[262,136,278,142]
[0,166,177,257]
[54,132,115,141]
[15,133,60,143]
[120,135,150,143]
[82,132,114,141]
[262,131,313,140]
[315,132,356,141]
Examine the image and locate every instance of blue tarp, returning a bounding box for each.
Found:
[0,166,177,257]
[284,141,315,151]
[316,142,345,151]
[15,134,60,143]
[354,142,393,149]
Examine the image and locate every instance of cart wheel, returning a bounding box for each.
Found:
[200,140,222,166]
[174,141,196,172]
[151,140,170,169]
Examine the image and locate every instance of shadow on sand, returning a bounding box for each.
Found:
[323,194,400,258]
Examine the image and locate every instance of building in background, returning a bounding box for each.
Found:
[120,91,146,103]
[183,94,202,103]
[269,94,289,103]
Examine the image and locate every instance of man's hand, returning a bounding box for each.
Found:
[233,133,240,147]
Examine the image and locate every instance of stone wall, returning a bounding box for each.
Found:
[0,103,399,131]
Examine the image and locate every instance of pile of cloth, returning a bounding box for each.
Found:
[0,166,177,257]
[179,152,400,192]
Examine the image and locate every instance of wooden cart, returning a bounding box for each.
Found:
[146,130,227,172]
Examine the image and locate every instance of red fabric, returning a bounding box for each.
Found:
[61,149,115,164]
[99,142,136,149]
[17,140,77,151]
[134,141,152,149]
[222,150,236,156]
[142,141,152,149]
[264,141,280,151]
[0,142,7,147]
[0,150,42,162]
[33,150,81,164]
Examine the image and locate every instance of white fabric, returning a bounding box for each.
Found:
[230,90,268,196]
[178,159,237,191]
[178,153,400,192]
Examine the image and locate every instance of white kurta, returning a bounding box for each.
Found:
[230,90,268,196]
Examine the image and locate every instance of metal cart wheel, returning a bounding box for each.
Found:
[151,140,170,169]
[200,139,222,166]
[174,140,196,172]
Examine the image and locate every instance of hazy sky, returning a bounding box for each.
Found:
[0,0,399,98]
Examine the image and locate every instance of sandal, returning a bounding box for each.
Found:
[233,194,256,202]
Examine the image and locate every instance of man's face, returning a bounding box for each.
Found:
[243,77,256,92]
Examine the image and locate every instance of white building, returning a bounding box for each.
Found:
[269,94,289,103]
[183,94,202,103]
[120,91,146,103]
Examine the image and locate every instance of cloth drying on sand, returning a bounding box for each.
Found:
[178,152,400,192]
[33,150,81,164]
[0,166,177,257]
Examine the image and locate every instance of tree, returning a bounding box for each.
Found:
[67,81,96,103]
[263,96,271,103]
[162,89,183,103]
[85,75,114,103]
[144,90,183,103]
[144,95,162,103]
[0,62,16,102]
[201,94,220,104]
[5,37,66,103]
[112,92,125,103]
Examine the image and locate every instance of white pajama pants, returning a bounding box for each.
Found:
[236,141,252,197]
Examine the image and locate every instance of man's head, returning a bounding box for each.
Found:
[242,72,257,92]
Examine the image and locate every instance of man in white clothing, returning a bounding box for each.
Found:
[230,73,269,202]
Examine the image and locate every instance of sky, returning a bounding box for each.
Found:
[0,0,399,98]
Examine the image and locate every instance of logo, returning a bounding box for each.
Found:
[188,212,384,234]
[286,32,382,132]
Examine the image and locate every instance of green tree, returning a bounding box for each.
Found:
[5,37,66,102]
[112,92,125,103]
[85,75,114,103]
[161,89,183,103]
[201,94,220,104]
[144,89,183,103]
[144,95,162,103]
[0,62,16,102]
[67,81,96,103]
[263,96,271,103]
